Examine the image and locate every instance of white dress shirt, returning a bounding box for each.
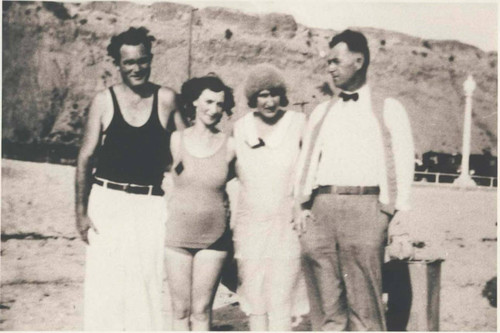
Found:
[316,85,385,188]
[297,85,414,211]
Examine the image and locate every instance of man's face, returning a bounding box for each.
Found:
[118,43,152,88]
[326,42,363,90]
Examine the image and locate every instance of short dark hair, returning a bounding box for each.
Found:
[179,75,235,121]
[247,87,289,108]
[107,27,155,64]
[329,29,370,78]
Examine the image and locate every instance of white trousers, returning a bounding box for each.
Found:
[84,185,167,331]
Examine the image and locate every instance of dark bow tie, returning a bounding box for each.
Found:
[251,138,265,149]
[339,91,359,102]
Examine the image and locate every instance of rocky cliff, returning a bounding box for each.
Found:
[2,1,497,155]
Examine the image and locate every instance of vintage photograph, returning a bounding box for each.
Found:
[1,0,497,331]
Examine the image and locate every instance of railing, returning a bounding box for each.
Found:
[414,171,497,187]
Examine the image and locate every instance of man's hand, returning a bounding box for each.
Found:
[76,214,98,244]
[387,234,414,260]
[387,210,414,260]
[293,206,314,235]
[75,91,105,245]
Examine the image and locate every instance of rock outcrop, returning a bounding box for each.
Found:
[2,1,497,155]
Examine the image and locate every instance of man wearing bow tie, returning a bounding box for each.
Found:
[294,30,415,331]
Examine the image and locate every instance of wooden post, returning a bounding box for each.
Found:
[385,259,444,331]
[187,8,198,79]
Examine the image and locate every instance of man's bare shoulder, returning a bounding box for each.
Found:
[158,86,177,103]
[157,86,177,117]
[92,88,111,103]
[156,86,178,128]
[89,88,113,116]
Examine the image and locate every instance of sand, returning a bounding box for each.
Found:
[1,159,496,331]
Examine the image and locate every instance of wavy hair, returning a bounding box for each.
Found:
[107,27,155,64]
[179,75,235,122]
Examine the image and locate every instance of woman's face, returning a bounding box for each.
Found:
[193,88,225,127]
[256,89,281,119]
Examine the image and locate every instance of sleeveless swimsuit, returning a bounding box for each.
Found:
[165,131,230,250]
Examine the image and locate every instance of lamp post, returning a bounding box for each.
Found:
[455,74,476,187]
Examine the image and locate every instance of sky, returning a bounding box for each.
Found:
[164,0,498,52]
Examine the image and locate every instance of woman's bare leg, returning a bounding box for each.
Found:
[164,246,193,331]
[191,248,228,331]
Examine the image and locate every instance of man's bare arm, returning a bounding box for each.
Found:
[158,87,187,131]
[75,91,106,243]
[173,110,187,130]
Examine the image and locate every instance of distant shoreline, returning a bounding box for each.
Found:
[1,142,497,189]
[2,140,78,166]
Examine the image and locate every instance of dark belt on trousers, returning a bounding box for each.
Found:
[314,185,380,195]
[93,177,164,196]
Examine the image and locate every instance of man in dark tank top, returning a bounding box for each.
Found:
[75,27,184,330]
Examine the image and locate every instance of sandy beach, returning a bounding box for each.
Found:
[1,158,496,331]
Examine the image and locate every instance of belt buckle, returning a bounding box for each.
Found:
[124,183,133,193]
[126,183,153,195]
[125,183,140,194]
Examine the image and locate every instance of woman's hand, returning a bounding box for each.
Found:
[162,172,174,199]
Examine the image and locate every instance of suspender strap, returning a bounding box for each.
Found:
[297,96,339,204]
[371,95,397,215]
[297,93,399,214]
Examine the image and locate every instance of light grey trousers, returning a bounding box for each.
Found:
[300,193,390,331]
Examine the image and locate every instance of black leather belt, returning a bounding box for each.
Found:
[93,177,164,196]
[315,185,380,195]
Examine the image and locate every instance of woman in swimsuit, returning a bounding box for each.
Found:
[164,75,235,331]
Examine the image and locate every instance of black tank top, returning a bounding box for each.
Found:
[94,86,172,185]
